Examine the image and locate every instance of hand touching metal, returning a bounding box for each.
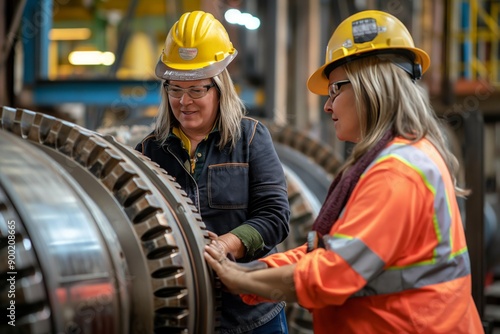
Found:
[204,240,248,294]
[204,241,298,302]
[207,231,245,260]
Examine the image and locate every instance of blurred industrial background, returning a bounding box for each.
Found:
[0,0,499,333]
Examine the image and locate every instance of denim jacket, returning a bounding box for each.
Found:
[136,117,290,333]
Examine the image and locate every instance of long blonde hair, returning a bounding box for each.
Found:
[154,68,246,149]
[341,57,468,196]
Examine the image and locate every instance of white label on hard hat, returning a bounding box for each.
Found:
[352,18,379,43]
[343,39,353,48]
[179,48,198,60]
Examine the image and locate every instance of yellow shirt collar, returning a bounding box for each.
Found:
[172,125,217,154]
[172,127,192,154]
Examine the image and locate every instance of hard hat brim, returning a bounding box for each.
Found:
[155,51,237,81]
[307,46,430,95]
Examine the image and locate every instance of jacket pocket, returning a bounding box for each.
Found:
[208,163,249,209]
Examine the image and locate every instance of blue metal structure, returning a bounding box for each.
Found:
[22,0,161,108]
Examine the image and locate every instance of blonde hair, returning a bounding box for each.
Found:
[341,57,468,196]
[154,68,246,149]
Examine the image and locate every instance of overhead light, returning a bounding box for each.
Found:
[49,28,91,41]
[68,51,115,66]
[224,9,260,30]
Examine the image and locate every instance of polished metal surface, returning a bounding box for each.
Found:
[0,107,216,334]
[0,129,127,333]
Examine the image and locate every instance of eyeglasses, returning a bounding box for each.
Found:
[163,82,216,99]
[328,80,351,100]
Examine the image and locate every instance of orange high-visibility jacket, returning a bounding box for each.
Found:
[260,137,483,333]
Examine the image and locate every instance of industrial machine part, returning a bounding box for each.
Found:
[0,106,218,334]
[0,107,344,334]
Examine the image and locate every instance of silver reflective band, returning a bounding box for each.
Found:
[155,51,238,81]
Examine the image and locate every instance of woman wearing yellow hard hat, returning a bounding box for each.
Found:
[135,10,290,334]
[205,10,483,333]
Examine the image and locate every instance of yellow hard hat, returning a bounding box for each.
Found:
[307,10,430,95]
[155,11,237,81]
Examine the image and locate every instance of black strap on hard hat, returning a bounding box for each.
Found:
[323,49,423,80]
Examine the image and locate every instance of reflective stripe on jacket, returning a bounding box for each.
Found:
[261,137,483,334]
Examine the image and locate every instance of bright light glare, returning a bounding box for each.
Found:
[224,9,260,30]
[68,51,115,66]
[224,9,241,24]
[246,17,260,30]
[50,28,91,40]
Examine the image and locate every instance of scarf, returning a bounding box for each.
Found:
[312,129,394,236]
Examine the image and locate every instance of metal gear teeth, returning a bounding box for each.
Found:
[1,106,215,333]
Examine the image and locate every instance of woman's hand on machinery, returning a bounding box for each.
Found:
[204,242,246,294]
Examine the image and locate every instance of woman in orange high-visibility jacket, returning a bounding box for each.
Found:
[204,10,483,334]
